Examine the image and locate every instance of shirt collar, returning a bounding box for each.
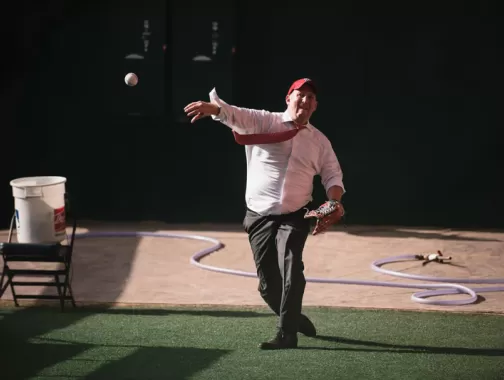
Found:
[281,111,313,130]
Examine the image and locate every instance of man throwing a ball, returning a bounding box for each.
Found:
[184,78,346,350]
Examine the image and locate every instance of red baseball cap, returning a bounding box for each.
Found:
[287,78,317,95]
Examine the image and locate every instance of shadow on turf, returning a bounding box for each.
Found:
[301,335,504,356]
[4,340,229,380]
[60,306,272,318]
[0,306,234,379]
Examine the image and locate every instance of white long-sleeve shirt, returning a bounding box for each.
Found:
[209,88,345,216]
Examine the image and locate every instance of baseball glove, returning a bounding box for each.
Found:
[304,200,345,235]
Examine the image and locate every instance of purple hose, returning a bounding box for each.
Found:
[74,231,504,307]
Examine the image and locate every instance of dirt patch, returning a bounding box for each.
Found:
[1,222,503,314]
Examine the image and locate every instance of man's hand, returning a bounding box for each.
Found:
[183,101,220,123]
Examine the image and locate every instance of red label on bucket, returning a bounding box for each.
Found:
[54,206,66,234]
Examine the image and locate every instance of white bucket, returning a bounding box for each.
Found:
[10,176,67,244]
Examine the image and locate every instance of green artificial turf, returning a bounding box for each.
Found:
[0,305,503,379]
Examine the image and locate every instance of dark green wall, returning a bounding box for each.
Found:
[1,1,500,229]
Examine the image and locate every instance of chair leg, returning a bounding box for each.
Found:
[63,269,76,308]
[0,266,8,298]
[9,273,19,307]
[66,282,76,308]
[54,274,65,311]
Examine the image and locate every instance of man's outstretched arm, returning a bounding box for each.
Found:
[184,88,273,135]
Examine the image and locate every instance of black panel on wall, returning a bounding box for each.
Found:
[44,0,167,119]
[169,0,237,123]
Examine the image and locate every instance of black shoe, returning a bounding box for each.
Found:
[298,314,317,337]
[259,330,298,350]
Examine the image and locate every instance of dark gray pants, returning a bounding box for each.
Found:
[243,205,311,334]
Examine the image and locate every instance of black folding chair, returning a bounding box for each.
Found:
[0,194,77,311]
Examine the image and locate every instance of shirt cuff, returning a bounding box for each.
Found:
[209,87,228,122]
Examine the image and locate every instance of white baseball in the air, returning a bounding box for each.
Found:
[124,72,138,86]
